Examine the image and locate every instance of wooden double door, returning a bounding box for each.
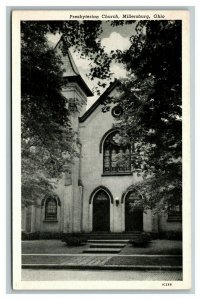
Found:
[93,190,110,232]
[125,191,143,231]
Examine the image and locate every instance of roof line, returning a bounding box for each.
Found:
[67,49,80,77]
[66,76,93,97]
[79,80,119,123]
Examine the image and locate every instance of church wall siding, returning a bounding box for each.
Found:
[21,207,26,232]
[143,210,153,232]
[82,188,91,232]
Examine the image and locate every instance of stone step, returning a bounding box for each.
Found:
[83,248,121,254]
[88,239,129,243]
[89,243,126,248]
[87,236,139,240]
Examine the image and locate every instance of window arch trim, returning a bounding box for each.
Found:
[41,194,61,207]
[99,129,118,154]
[121,185,143,204]
[89,186,114,204]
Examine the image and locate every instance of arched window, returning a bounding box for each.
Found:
[45,197,57,221]
[103,131,131,174]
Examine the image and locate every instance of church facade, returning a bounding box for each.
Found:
[22,41,182,235]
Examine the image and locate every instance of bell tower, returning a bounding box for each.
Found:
[55,37,93,233]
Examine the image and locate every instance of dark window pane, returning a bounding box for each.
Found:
[45,198,57,220]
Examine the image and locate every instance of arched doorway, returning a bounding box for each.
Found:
[93,190,110,232]
[125,190,143,231]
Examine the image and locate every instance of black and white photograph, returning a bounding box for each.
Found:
[12,10,191,290]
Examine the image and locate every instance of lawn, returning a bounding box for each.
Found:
[105,256,182,266]
[121,240,182,255]
[22,240,88,254]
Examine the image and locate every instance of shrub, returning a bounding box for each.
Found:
[21,231,63,240]
[62,236,87,247]
[159,231,182,240]
[39,232,62,239]
[21,231,40,240]
[131,232,152,247]
[146,232,159,239]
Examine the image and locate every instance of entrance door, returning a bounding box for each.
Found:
[125,191,143,231]
[93,190,110,232]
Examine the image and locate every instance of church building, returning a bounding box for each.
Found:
[22,39,182,236]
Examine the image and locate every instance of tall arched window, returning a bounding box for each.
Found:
[103,131,131,175]
[45,197,57,221]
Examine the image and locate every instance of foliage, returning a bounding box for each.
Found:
[21,21,109,206]
[105,21,182,213]
[21,22,74,206]
[21,231,40,240]
[130,232,152,247]
[159,231,182,241]
[62,236,87,246]
[21,231,63,240]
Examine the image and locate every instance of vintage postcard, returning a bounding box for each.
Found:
[12,9,191,290]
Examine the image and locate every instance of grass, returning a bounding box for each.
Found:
[105,256,182,266]
[121,240,182,255]
[22,240,88,254]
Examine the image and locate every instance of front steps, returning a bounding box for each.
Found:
[83,248,121,254]
[62,232,142,254]
[89,240,128,248]
[83,238,129,254]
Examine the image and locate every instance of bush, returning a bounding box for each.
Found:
[62,236,87,247]
[159,231,182,240]
[148,232,159,239]
[21,231,62,240]
[131,232,152,247]
[21,231,40,240]
[39,232,62,239]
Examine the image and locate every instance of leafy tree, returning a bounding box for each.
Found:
[21,22,72,206]
[107,21,182,213]
[21,21,110,206]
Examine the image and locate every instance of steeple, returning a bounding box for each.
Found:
[55,37,93,97]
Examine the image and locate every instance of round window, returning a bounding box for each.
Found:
[111,106,123,118]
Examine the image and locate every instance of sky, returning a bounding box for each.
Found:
[47,21,137,108]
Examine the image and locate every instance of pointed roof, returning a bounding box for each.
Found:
[79,80,119,123]
[55,37,93,97]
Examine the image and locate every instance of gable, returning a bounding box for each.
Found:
[79,80,119,123]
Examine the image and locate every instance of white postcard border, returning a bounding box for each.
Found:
[12,9,191,291]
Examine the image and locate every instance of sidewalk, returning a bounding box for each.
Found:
[22,254,182,271]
